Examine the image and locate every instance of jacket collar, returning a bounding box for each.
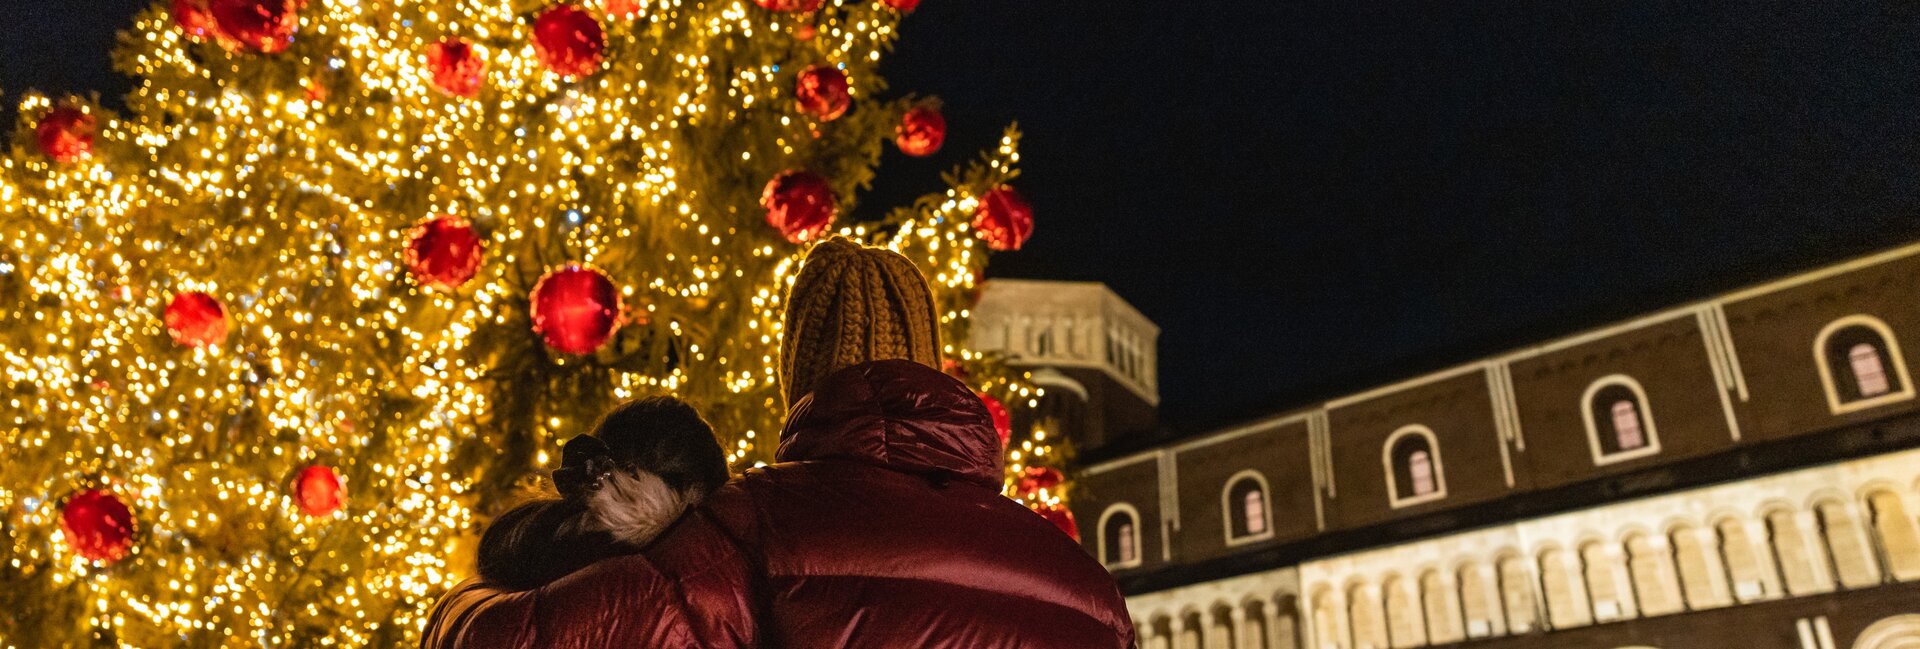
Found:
[777,360,1004,488]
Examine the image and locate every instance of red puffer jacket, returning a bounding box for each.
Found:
[424,360,1136,648]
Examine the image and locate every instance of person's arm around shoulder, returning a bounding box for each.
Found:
[636,478,765,649]
[421,556,705,649]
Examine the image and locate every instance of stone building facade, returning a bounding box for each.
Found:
[979,242,1920,649]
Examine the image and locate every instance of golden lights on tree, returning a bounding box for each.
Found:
[0,0,1057,646]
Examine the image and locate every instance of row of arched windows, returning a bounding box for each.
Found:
[1372,314,1917,510]
[1101,472,1279,568]
[1309,489,1920,649]
[1098,317,1919,569]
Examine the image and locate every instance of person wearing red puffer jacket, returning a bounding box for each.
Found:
[424,237,1135,648]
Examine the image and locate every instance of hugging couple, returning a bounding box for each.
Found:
[424,238,1136,648]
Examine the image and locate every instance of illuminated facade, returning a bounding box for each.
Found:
[1020,243,1920,649]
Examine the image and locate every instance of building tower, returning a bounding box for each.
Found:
[970,279,1161,453]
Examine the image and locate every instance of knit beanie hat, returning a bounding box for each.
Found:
[780,237,942,408]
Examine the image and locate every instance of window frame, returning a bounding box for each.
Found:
[1222,469,1276,546]
[1383,424,1448,509]
[1580,375,1663,466]
[1816,315,1916,415]
[1097,502,1144,570]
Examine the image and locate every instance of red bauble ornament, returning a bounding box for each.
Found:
[164,291,230,348]
[1031,502,1079,541]
[895,105,946,157]
[61,489,135,563]
[532,5,606,79]
[294,465,344,517]
[753,0,824,11]
[977,391,1012,447]
[530,265,623,355]
[881,0,920,11]
[972,186,1035,251]
[760,170,837,244]
[209,0,299,53]
[404,215,485,291]
[35,107,95,164]
[425,38,487,99]
[173,0,219,40]
[794,64,851,121]
[1016,466,1064,498]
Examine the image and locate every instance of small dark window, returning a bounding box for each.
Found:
[1827,325,1902,404]
[1102,509,1139,566]
[1388,431,1442,502]
[1589,383,1651,457]
[1226,475,1269,539]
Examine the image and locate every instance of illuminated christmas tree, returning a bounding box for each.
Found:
[0,0,1067,645]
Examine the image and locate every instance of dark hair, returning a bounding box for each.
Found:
[588,396,731,495]
[475,396,730,589]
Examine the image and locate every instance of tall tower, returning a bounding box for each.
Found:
[970,280,1160,452]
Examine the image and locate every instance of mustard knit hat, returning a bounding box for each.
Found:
[780,237,942,408]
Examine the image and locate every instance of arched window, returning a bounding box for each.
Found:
[1383,425,1447,509]
[1581,541,1636,622]
[1099,504,1143,569]
[1381,575,1426,648]
[1458,562,1505,639]
[1348,583,1389,649]
[1626,533,1685,617]
[1670,524,1733,610]
[1539,546,1593,630]
[1310,586,1347,649]
[1497,552,1540,634]
[1420,569,1464,644]
[1715,517,1776,602]
[1581,376,1661,465]
[1224,470,1274,545]
[1765,508,1834,596]
[1865,490,1920,581]
[1815,499,1881,588]
[1816,316,1914,414]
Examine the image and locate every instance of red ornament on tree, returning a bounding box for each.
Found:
[1016,466,1064,498]
[977,391,1012,447]
[61,489,135,563]
[293,465,344,517]
[35,107,95,164]
[172,0,219,40]
[164,291,230,348]
[881,0,920,11]
[972,186,1035,251]
[895,105,946,157]
[760,170,837,243]
[209,0,299,54]
[1030,502,1079,541]
[530,265,623,355]
[405,215,485,291]
[753,0,824,11]
[425,38,487,99]
[532,5,606,79]
[794,64,851,121]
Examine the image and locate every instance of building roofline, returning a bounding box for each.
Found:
[1084,239,1920,474]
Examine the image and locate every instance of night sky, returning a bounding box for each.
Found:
[8,1,1920,433]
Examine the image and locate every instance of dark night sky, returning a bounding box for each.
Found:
[9,1,1920,433]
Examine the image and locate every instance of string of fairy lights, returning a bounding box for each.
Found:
[0,0,1058,646]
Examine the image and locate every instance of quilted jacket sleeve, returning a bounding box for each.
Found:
[421,553,707,649]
